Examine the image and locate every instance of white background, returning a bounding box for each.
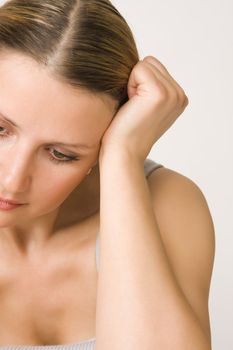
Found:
[111,0,232,349]
[0,0,232,349]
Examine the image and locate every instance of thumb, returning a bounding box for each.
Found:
[128,59,157,100]
[127,60,143,99]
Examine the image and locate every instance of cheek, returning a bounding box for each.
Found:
[34,171,84,212]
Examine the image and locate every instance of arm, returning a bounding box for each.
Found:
[95,151,215,350]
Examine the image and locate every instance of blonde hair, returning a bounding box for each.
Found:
[0,0,139,109]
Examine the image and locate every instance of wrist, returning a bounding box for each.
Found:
[99,143,145,168]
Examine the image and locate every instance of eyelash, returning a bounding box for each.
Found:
[47,148,79,165]
[0,126,80,165]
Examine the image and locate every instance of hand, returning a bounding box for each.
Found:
[100,55,189,162]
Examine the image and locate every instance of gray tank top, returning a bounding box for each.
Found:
[1,158,164,350]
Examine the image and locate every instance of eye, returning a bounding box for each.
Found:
[0,125,9,138]
[0,126,80,165]
[46,147,80,165]
[48,148,79,164]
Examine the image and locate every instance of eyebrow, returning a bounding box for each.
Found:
[0,113,95,150]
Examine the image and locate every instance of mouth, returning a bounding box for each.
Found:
[0,197,24,205]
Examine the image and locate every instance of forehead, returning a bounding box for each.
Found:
[0,51,117,142]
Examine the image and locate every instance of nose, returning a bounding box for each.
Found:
[1,150,32,195]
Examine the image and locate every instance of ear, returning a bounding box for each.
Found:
[86,168,92,175]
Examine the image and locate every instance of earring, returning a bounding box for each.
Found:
[86,168,92,175]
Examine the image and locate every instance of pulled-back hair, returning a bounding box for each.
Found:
[0,0,139,109]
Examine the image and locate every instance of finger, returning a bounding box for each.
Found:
[143,56,189,103]
[127,60,169,99]
[142,60,180,105]
[143,55,180,87]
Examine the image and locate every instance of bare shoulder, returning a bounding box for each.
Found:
[145,166,216,343]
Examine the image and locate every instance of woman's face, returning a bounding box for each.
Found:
[0,51,117,227]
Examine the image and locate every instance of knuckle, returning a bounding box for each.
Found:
[155,84,168,101]
[178,88,188,107]
[169,89,179,107]
[143,55,155,62]
[181,91,189,107]
[184,93,189,104]
[134,60,145,71]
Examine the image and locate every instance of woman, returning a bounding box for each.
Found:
[0,0,215,349]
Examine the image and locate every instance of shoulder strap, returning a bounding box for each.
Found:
[144,158,164,178]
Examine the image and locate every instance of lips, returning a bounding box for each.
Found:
[0,197,23,205]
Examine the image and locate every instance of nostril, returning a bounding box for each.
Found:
[1,152,33,193]
[2,172,30,194]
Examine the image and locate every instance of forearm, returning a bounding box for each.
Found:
[95,149,210,350]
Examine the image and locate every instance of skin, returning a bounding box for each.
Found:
[0,51,214,348]
[0,51,117,255]
[88,57,213,349]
